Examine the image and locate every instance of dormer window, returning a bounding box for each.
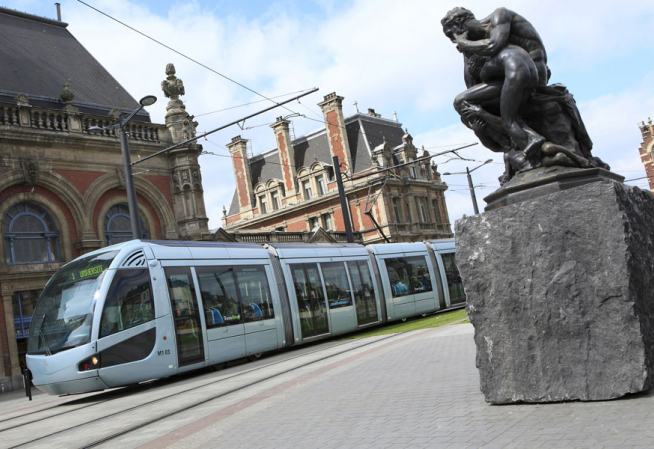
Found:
[316,175,326,196]
[254,179,284,216]
[408,157,417,179]
[259,195,268,214]
[302,180,313,200]
[271,191,280,210]
[298,162,332,201]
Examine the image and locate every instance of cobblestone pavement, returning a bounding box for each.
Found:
[4,322,653,449]
[153,323,654,449]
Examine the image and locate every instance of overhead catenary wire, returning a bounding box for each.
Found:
[77,1,488,175]
[133,88,318,166]
[194,88,317,118]
[77,1,477,153]
[76,0,298,119]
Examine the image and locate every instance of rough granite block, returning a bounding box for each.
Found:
[456,180,654,403]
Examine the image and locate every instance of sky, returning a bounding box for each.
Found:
[5,0,654,231]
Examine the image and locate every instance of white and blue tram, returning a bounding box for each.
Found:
[25,239,464,396]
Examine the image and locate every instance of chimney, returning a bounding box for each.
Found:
[318,92,353,174]
[226,136,254,214]
[55,3,61,21]
[271,116,297,198]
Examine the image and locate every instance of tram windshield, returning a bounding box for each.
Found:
[27,250,118,355]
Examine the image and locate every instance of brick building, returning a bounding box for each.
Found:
[222,93,453,244]
[638,117,654,192]
[0,8,208,391]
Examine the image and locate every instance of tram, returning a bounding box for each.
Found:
[25,239,465,396]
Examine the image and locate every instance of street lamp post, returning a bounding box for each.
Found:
[89,95,157,240]
[443,159,493,215]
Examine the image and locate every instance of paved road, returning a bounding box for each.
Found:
[2,322,653,448]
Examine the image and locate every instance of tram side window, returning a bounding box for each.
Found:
[235,266,275,322]
[385,259,411,297]
[291,264,326,312]
[196,266,241,328]
[442,253,466,304]
[166,270,197,319]
[321,262,352,309]
[385,257,433,298]
[406,256,433,293]
[100,269,154,338]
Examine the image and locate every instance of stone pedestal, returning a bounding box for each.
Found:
[456,179,654,403]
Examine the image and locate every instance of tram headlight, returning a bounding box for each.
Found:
[78,354,101,371]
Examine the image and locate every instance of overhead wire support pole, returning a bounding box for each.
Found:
[467,166,480,215]
[132,88,319,166]
[333,156,355,244]
[363,176,391,243]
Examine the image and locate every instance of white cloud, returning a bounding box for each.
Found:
[4,0,652,230]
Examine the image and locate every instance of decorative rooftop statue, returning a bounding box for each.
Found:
[161,63,185,99]
[442,7,609,184]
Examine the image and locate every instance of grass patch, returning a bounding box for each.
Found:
[457,319,470,324]
[339,308,468,340]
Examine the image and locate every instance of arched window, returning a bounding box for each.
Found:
[2,203,60,264]
[104,204,147,245]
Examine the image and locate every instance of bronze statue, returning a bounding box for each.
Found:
[442,7,608,184]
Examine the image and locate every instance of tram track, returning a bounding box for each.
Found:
[0,381,169,431]
[5,330,407,449]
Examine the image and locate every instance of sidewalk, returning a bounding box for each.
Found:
[159,323,654,449]
[3,323,653,448]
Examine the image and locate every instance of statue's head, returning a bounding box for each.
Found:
[441,7,475,42]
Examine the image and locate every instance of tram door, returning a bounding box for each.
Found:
[290,263,329,339]
[195,266,246,363]
[164,267,205,367]
[347,261,379,327]
[441,253,466,306]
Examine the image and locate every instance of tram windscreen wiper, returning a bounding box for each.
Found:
[38,328,52,356]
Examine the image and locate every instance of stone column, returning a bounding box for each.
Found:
[227,136,254,217]
[1,291,20,380]
[318,93,353,173]
[161,64,209,238]
[271,117,297,200]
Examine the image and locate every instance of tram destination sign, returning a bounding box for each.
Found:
[73,265,104,281]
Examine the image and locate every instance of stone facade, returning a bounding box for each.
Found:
[0,9,208,391]
[638,118,654,192]
[223,92,453,244]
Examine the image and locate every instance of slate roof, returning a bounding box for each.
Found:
[228,113,404,215]
[0,7,150,122]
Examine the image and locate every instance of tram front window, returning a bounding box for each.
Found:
[27,250,118,355]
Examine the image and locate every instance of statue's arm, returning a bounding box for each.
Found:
[456,8,511,56]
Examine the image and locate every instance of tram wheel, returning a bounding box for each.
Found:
[209,362,226,372]
[248,353,262,362]
[401,318,407,322]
